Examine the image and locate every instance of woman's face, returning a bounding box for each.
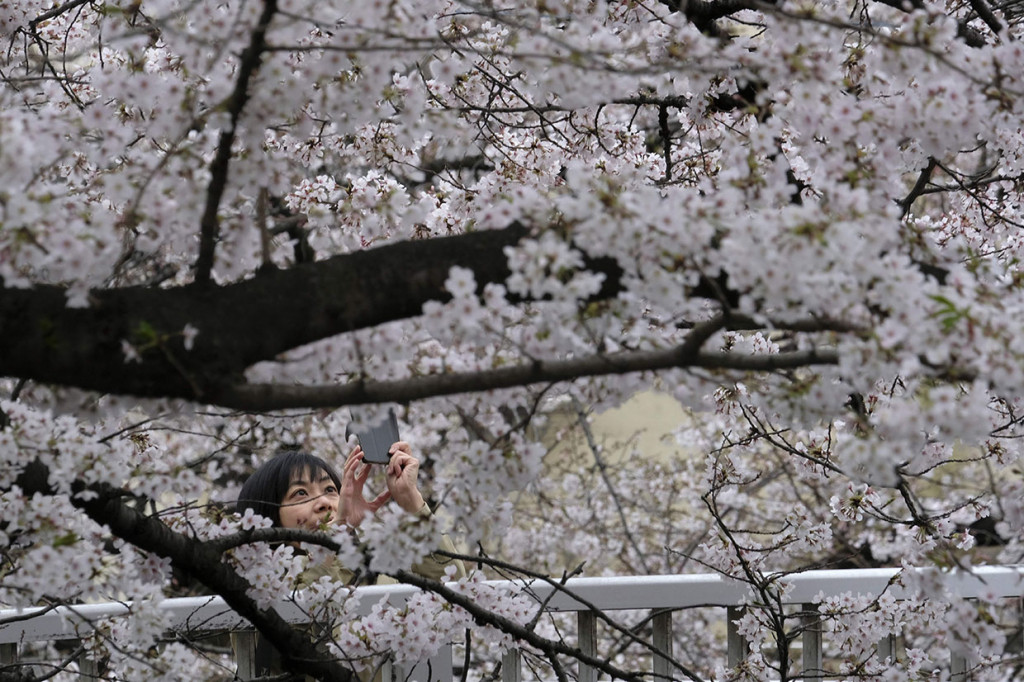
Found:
[278,466,340,530]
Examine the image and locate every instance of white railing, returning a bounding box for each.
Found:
[2,566,1024,681]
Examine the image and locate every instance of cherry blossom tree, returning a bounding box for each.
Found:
[3,0,1024,679]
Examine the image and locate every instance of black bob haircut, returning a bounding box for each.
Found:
[235,450,342,527]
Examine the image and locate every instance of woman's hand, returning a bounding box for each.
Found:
[385,442,426,515]
[338,446,391,527]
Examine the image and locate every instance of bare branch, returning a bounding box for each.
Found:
[27,0,92,29]
[899,157,938,218]
[968,0,1006,36]
[220,346,840,411]
[195,0,278,285]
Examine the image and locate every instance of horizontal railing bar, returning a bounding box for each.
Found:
[522,566,1024,610]
[2,566,1023,644]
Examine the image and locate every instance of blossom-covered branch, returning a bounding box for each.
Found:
[10,461,355,682]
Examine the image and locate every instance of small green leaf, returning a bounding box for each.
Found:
[52,532,78,548]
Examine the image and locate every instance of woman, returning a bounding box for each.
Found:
[233,443,465,678]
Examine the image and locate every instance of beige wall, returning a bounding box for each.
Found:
[543,391,693,464]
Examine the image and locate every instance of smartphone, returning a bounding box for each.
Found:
[345,408,400,465]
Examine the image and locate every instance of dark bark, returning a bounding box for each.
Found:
[0,224,561,401]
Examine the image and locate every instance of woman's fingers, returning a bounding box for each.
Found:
[344,448,364,473]
[383,450,424,513]
[387,451,418,478]
[344,449,369,483]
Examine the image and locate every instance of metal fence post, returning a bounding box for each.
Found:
[231,630,258,680]
[652,610,674,680]
[78,649,101,681]
[727,606,748,668]
[801,603,822,681]
[501,648,522,682]
[578,610,597,682]
[950,651,968,682]
[876,633,897,665]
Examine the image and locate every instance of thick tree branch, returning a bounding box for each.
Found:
[0,225,540,400]
[12,463,354,682]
